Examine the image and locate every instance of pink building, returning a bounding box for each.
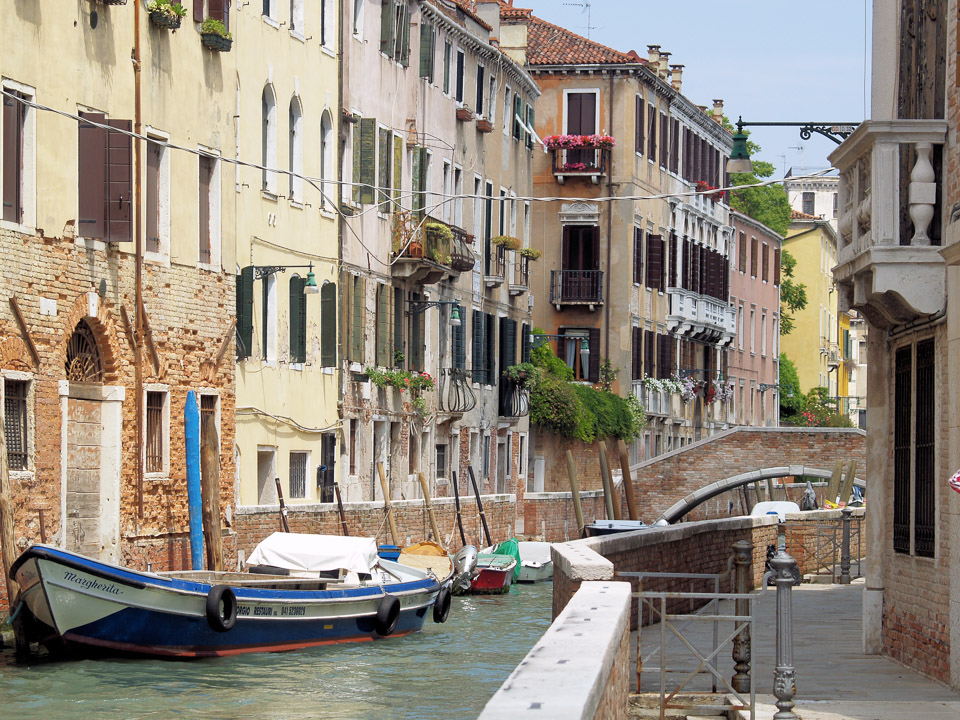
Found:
[728,212,782,426]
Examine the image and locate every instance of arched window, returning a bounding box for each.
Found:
[289,96,303,202]
[261,85,277,193]
[320,110,333,208]
[65,319,102,383]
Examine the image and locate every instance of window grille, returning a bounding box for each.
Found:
[289,451,308,499]
[145,391,164,473]
[4,380,28,470]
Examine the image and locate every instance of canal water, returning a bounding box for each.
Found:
[0,581,552,720]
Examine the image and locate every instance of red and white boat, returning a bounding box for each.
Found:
[465,553,517,594]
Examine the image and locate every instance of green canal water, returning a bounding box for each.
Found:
[0,581,552,720]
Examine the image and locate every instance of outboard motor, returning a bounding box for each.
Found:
[452,545,479,594]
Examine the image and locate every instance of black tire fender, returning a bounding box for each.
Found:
[206,585,238,633]
[374,594,400,636]
[432,586,452,624]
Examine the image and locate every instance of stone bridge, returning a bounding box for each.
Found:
[626,427,866,523]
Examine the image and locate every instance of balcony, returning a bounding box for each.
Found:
[484,245,506,288]
[549,147,610,185]
[665,288,736,344]
[392,214,474,285]
[438,368,477,414]
[509,257,530,296]
[549,270,604,309]
[498,376,530,420]
[829,119,948,329]
[827,342,841,369]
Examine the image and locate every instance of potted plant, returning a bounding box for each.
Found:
[518,247,542,261]
[147,0,186,29]
[200,17,233,51]
[503,363,541,387]
[476,118,494,133]
[99,0,128,5]
[491,235,521,251]
[456,106,474,122]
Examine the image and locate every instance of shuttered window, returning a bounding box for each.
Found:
[485,313,497,386]
[915,339,935,557]
[659,113,668,169]
[645,234,662,290]
[520,322,530,364]
[378,127,391,209]
[419,21,435,81]
[455,49,465,103]
[350,275,365,363]
[380,0,409,64]
[647,104,656,159]
[472,309,484,383]
[289,451,308,499]
[512,94,522,140]
[657,333,674,380]
[198,154,214,264]
[739,232,747,272]
[631,327,642,380]
[3,379,28,471]
[893,346,911,554]
[411,146,428,218]
[587,328,600,382]
[476,64,485,117]
[670,118,680,174]
[3,92,24,224]
[644,330,655,378]
[393,287,404,366]
[633,228,643,284]
[392,135,403,206]
[635,95,644,155]
[78,112,132,242]
[409,293,425,371]
[499,317,517,373]
[146,140,161,254]
[376,284,391,367]
[668,232,678,289]
[354,118,376,205]
[773,248,781,285]
[320,281,336,367]
[442,41,452,94]
[762,243,770,282]
[289,275,306,363]
[525,103,535,149]
[236,266,255,360]
[750,237,758,277]
[453,304,466,369]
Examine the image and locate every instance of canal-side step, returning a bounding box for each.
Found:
[629,694,732,718]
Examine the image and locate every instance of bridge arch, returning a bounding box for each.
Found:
[656,465,865,524]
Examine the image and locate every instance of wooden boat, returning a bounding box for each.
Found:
[467,553,517,594]
[10,533,453,659]
[516,541,553,583]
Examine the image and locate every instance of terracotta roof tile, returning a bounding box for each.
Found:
[790,210,821,220]
[526,15,634,65]
[431,0,492,32]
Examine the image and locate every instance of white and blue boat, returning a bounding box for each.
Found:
[10,533,454,659]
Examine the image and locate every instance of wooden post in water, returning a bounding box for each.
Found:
[617,440,638,521]
[274,477,291,533]
[838,460,857,506]
[377,462,400,546]
[565,450,585,538]
[598,441,617,520]
[0,424,29,658]
[467,466,492,547]
[451,471,467,546]
[200,415,223,572]
[334,480,350,536]
[766,477,776,503]
[826,460,844,506]
[418,472,442,546]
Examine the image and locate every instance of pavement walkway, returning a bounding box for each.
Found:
[632,579,960,720]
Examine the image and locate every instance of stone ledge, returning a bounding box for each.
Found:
[552,541,615,582]
[783,507,866,522]
[235,494,516,515]
[580,515,778,557]
[479,581,631,719]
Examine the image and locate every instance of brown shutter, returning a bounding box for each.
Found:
[647,104,656,157]
[739,231,747,271]
[644,329,655,377]
[198,155,213,262]
[3,95,22,224]
[762,243,770,282]
[668,232,677,288]
[645,233,661,290]
[659,112,667,169]
[209,0,225,21]
[659,236,667,291]
[78,112,106,239]
[194,0,205,23]
[751,236,758,277]
[774,248,781,285]
[633,228,643,284]
[632,327,642,380]
[587,327,600,382]
[635,96,644,154]
[106,119,132,243]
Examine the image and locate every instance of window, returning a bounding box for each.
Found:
[262,272,278,362]
[559,328,594,381]
[353,0,363,35]
[257,447,278,505]
[290,0,304,34]
[380,0,410,65]
[3,379,29,471]
[263,0,276,20]
[455,49,465,103]
[482,434,491,479]
[378,126,392,209]
[442,160,452,223]
[645,233,664,291]
[349,419,358,475]
[475,64,485,117]
[503,87,512,135]
[802,191,814,215]
[738,232,747,272]
[78,110,132,242]
[750,308,756,353]
[198,153,217,266]
[517,433,527,478]
[419,20,435,81]
[488,75,498,126]
[352,117,376,205]
[436,444,448,479]
[750,236,758,277]
[472,176,482,240]
[761,311,767,356]
[635,95,644,155]
[145,389,168,475]
[3,86,34,227]
[659,112,668,169]
[442,41,452,94]
[762,242,769,282]
[348,274,366,363]
[145,138,170,257]
[320,280,337,367]
[200,394,219,451]
[453,166,463,227]
[289,275,307,364]
[320,0,334,48]
[833,192,838,218]
[738,305,744,350]
[320,110,333,208]
[261,85,277,193]
[647,104,656,158]
[289,97,303,202]
[289,451,308,499]
[633,227,643,283]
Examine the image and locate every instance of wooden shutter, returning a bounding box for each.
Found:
[455,50,465,102]
[513,94,522,140]
[644,329,655,378]
[774,248,781,285]
[750,236,758,277]
[78,112,106,239]
[476,65,485,116]
[520,322,530,364]
[2,95,22,224]
[145,141,160,253]
[635,96,644,155]
[411,145,422,216]
[352,123,362,204]
[320,281,336,367]
[453,304,466,369]
[762,243,770,282]
[399,3,411,66]
[505,318,517,369]
[209,0,226,22]
[498,316,509,377]
[690,242,700,293]
[659,113,668,169]
[377,127,390,207]
[526,103,535,149]
[105,119,133,243]
[587,327,600,382]
[411,297,425,371]
[633,228,643,284]
[647,104,656,157]
[236,266,254,359]
[682,237,691,290]
[194,0,205,23]
[380,0,396,55]
[632,327,641,380]
[668,233,677,289]
[341,270,352,361]
[739,232,747,271]
[358,118,376,205]
[646,233,661,290]
[351,275,365,362]
[376,284,390,366]
[485,313,497,385]
[392,135,403,206]
[290,275,306,363]
[472,309,484,383]
[393,286,404,365]
[419,21,435,81]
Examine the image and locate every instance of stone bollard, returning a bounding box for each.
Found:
[839,507,852,584]
[731,539,753,693]
[769,551,799,720]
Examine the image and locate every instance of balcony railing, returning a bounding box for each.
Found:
[665,287,736,344]
[392,214,474,284]
[549,147,610,184]
[498,376,530,419]
[509,257,529,295]
[549,269,604,307]
[439,367,477,414]
[830,119,948,329]
[485,245,506,287]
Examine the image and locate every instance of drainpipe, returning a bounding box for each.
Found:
[604,73,614,387]
[133,0,144,518]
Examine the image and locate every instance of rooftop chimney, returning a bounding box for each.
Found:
[647,45,660,68]
[475,0,500,39]
[658,51,670,81]
[670,64,684,93]
[712,99,724,124]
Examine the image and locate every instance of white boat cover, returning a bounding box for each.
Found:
[517,541,552,565]
[247,533,379,575]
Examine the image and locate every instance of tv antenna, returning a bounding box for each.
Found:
[563,1,597,39]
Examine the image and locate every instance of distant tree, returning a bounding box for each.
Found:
[778,249,807,335]
[778,353,804,423]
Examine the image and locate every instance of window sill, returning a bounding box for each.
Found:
[320,208,337,220]
[0,219,36,235]
[289,29,306,43]
[262,15,280,29]
[145,472,171,482]
[261,190,279,202]
[9,470,35,483]
[290,362,304,371]
[322,366,336,375]
[198,260,221,273]
[289,199,304,210]
[75,236,107,251]
[321,45,336,58]
[144,250,171,267]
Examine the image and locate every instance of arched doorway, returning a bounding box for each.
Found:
[61,318,123,562]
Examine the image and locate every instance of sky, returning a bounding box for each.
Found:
[524,0,871,177]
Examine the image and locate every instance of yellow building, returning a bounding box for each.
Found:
[233,1,341,506]
[780,212,839,394]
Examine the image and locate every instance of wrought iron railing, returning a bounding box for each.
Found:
[498,376,530,418]
[549,269,604,305]
[549,147,610,181]
[486,244,506,279]
[439,367,476,414]
[512,258,530,288]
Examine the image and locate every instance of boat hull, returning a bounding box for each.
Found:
[12,546,441,658]
[517,561,553,583]
[466,555,517,594]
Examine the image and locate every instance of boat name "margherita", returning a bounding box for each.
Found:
[63,571,123,595]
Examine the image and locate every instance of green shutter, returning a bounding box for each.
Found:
[485,313,497,385]
[505,319,517,368]
[526,103,535,149]
[513,95,522,140]
[351,275,365,362]
[378,127,391,209]
[352,122,362,204]
[393,286,404,366]
[442,41,451,94]
[400,4,411,66]
[419,21,434,81]
[289,275,306,364]
[377,284,391,366]
[358,118,377,205]
[453,304,466,369]
[380,0,395,55]
[410,295,423,371]
[236,266,254,360]
[393,135,403,207]
[472,309,484,383]
[320,281,336,367]
[521,322,530,364]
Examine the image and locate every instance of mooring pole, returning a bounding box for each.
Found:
[451,471,467,546]
[184,391,204,570]
[839,507,852,584]
[770,552,799,720]
[565,450,585,537]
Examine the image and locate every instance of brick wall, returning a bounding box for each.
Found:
[533,429,620,492]
[782,508,866,576]
[522,490,610,542]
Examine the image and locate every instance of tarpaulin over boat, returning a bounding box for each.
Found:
[247,533,379,575]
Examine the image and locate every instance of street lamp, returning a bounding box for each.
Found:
[725,116,860,175]
[252,263,320,294]
[407,299,462,326]
[759,382,793,399]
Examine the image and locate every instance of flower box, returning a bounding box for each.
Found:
[542,133,615,150]
[149,10,182,29]
[99,0,128,5]
[476,118,494,133]
[456,107,474,122]
[201,32,233,52]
